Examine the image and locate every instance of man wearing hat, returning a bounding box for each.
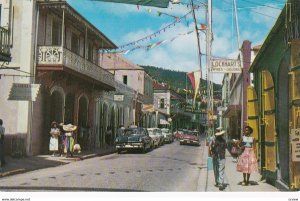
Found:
[210,130,227,191]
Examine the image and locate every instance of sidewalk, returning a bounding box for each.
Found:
[0,146,116,178]
[198,144,280,192]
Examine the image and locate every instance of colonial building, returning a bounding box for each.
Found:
[0,0,117,155]
[249,0,300,190]
[100,53,155,128]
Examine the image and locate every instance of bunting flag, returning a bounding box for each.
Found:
[91,0,170,8]
[199,23,207,30]
[187,70,202,104]
[101,30,194,55]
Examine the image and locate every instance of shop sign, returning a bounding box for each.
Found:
[210,59,241,73]
[8,83,40,101]
[291,128,300,162]
[114,94,124,102]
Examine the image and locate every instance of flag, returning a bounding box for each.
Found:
[187,70,202,104]
[199,23,207,30]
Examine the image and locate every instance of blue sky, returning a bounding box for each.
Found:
[67,0,285,84]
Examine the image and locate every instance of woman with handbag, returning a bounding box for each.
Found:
[236,126,258,186]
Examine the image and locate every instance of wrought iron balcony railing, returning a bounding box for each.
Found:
[38,46,115,88]
[0,27,11,62]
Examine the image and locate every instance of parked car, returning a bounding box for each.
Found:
[161,128,173,143]
[147,128,160,148]
[179,130,200,146]
[115,127,153,153]
[156,128,165,146]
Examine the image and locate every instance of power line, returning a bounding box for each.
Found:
[240,0,283,10]
[222,0,278,18]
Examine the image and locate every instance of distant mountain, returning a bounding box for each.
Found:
[140,65,222,100]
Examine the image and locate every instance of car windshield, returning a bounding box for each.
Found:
[124,128,145,135]
[161,129,169,133]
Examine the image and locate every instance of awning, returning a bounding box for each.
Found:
[92,0,170,8]
[142,104,155,113]
[222,105,241,118]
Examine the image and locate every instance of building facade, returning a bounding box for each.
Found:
[249,0,300,190]
[0,0,118,155]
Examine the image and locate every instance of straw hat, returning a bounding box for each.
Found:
[215,130,225,136]
[216,127,222,131]
[63,124,77,132]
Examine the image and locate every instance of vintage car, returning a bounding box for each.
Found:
[115,127,153,153]
[161,128,174,143]
[179,130,200,146]
[156,128,165,146]
[147,128,161,148]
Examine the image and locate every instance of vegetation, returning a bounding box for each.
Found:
[141,65,222,99]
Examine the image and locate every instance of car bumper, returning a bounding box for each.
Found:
[179,139,200,145]
[116,143,143,149]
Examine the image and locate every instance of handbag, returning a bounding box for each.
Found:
[231,146,238,155]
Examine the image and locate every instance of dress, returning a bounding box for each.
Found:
[236,136,258,173]
[49,128,59,151]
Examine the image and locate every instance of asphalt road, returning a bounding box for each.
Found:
[0,139,205,192]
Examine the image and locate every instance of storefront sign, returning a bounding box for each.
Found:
[8,83,40,101]
[210,59,241,73]
[114,94,124,102]
[291,128,300,162]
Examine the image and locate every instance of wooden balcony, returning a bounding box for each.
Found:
[0,27,11,62]
[37,46,115,90]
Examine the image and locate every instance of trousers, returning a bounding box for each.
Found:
[213,157,225,185]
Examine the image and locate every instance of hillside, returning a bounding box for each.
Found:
[141,65,222,99]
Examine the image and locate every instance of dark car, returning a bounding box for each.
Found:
[179,130,200,146]
[115,127,153,154]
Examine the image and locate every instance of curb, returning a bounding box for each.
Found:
[0,149,116,179]
[0,168,26,178]
[197,138,208,192]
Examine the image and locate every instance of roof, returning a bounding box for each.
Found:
[153,81,169,90]
[99,53,144,70]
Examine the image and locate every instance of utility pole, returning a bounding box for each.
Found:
[190,0,202,130]
[206,0,213,134]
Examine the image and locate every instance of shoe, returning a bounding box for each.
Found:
[241,181,247,186]
[219,184,225,191]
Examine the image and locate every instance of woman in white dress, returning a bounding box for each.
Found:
[49,121,60,156]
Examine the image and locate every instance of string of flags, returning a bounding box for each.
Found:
[115,10,193,50]
[102,30,195,55]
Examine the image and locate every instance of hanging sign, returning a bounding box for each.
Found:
[291,128,300,162]
[114,94,124,102]
[8,83,41,101]
[210,59,242,73]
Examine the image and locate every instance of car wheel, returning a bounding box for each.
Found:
[180,142,182,145]
[117,149,122,154]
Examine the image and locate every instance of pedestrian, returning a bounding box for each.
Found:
[58,123,65,156]
[236,125,258,186]
[0,119,6,167]
[63,124,77,158]
[105,126,112,146]
[49,121,60,156]
[210,130,227,191]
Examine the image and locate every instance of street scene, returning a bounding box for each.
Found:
[0,0,300,200]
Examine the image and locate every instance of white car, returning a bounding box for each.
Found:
[161,128,173,143]
[147,128,161,148]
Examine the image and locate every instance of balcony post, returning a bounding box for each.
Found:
[61,8,65,47]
